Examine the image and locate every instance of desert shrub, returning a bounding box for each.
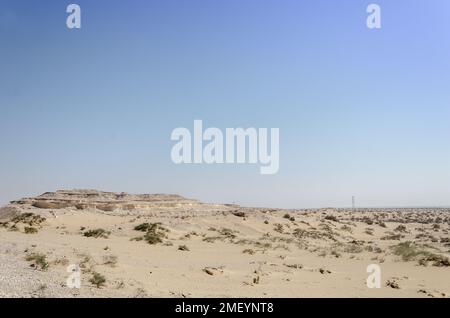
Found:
[324,215,339,222]
[391,241,422,261]
[418,253,450,267]
[283,213,291,219]
[134,223,160,232]
[202,236,223,243]
[344,243,363,253]
[390,241,449,266]
[218,228,236,238]
[89,272,106,288]
[232,211,246,217]
[254,241,272,249]
[84,228,110,238]
[394,225,407,233]
[374,247,383,253]
[26,253,49,270]
[274,223,284,234]
[386,280,400,289]
[242,249,255,255]
[12,213,46,226]
[144,231,163,244]
[178,245,189,251]
[284,263,302,269]
[331,250,341,258]
[203,228,236,243]
[24,227,38,234]
[361,217,373,225]
[133,223,168,245]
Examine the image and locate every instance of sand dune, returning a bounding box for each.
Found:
[0,190,449,298]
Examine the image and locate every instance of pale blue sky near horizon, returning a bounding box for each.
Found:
[1,0,449,208]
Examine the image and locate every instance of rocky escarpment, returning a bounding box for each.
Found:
[0,189,232,219]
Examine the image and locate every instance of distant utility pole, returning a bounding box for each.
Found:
[352,196,355,209]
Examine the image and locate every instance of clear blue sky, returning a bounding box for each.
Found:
[1,0,449,208]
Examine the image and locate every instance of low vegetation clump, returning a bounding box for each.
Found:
[218,228,236,238]
[24,226,38,234]
[274,223,284,234]
[319,268,332,274]
[232,211,246,218]
[283,213,295,221]
[143,230,164,244]
[242,249,255,255]
[134,223,158,232]
[25,253,49,270]
[331,250,342,258]
[386,280,400,289]
[391,241,423,261]
[89,272,106,288]
[418,253,450,267]
[12,213,46,226]
[284,263,303,269]
[324,215,339,222]
[203,227,237,243]
[1,213,46,233]
[133,222,169,245]
[394,225,407,233]
[361,217,373,225]
[83,228,110,238]
[344,243,364,254]
[178,245,189,251]
[391,241,450,267]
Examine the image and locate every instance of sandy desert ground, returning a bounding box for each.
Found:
[0,189,449,298]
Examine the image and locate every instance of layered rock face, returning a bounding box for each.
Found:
[0,189,230,219]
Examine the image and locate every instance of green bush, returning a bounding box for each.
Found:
[89,272,106,288]
[25,253,49,270]
[133,223,168,245]
[83,228,110,238]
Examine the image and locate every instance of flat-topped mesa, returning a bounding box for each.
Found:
[4,189,219,216]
